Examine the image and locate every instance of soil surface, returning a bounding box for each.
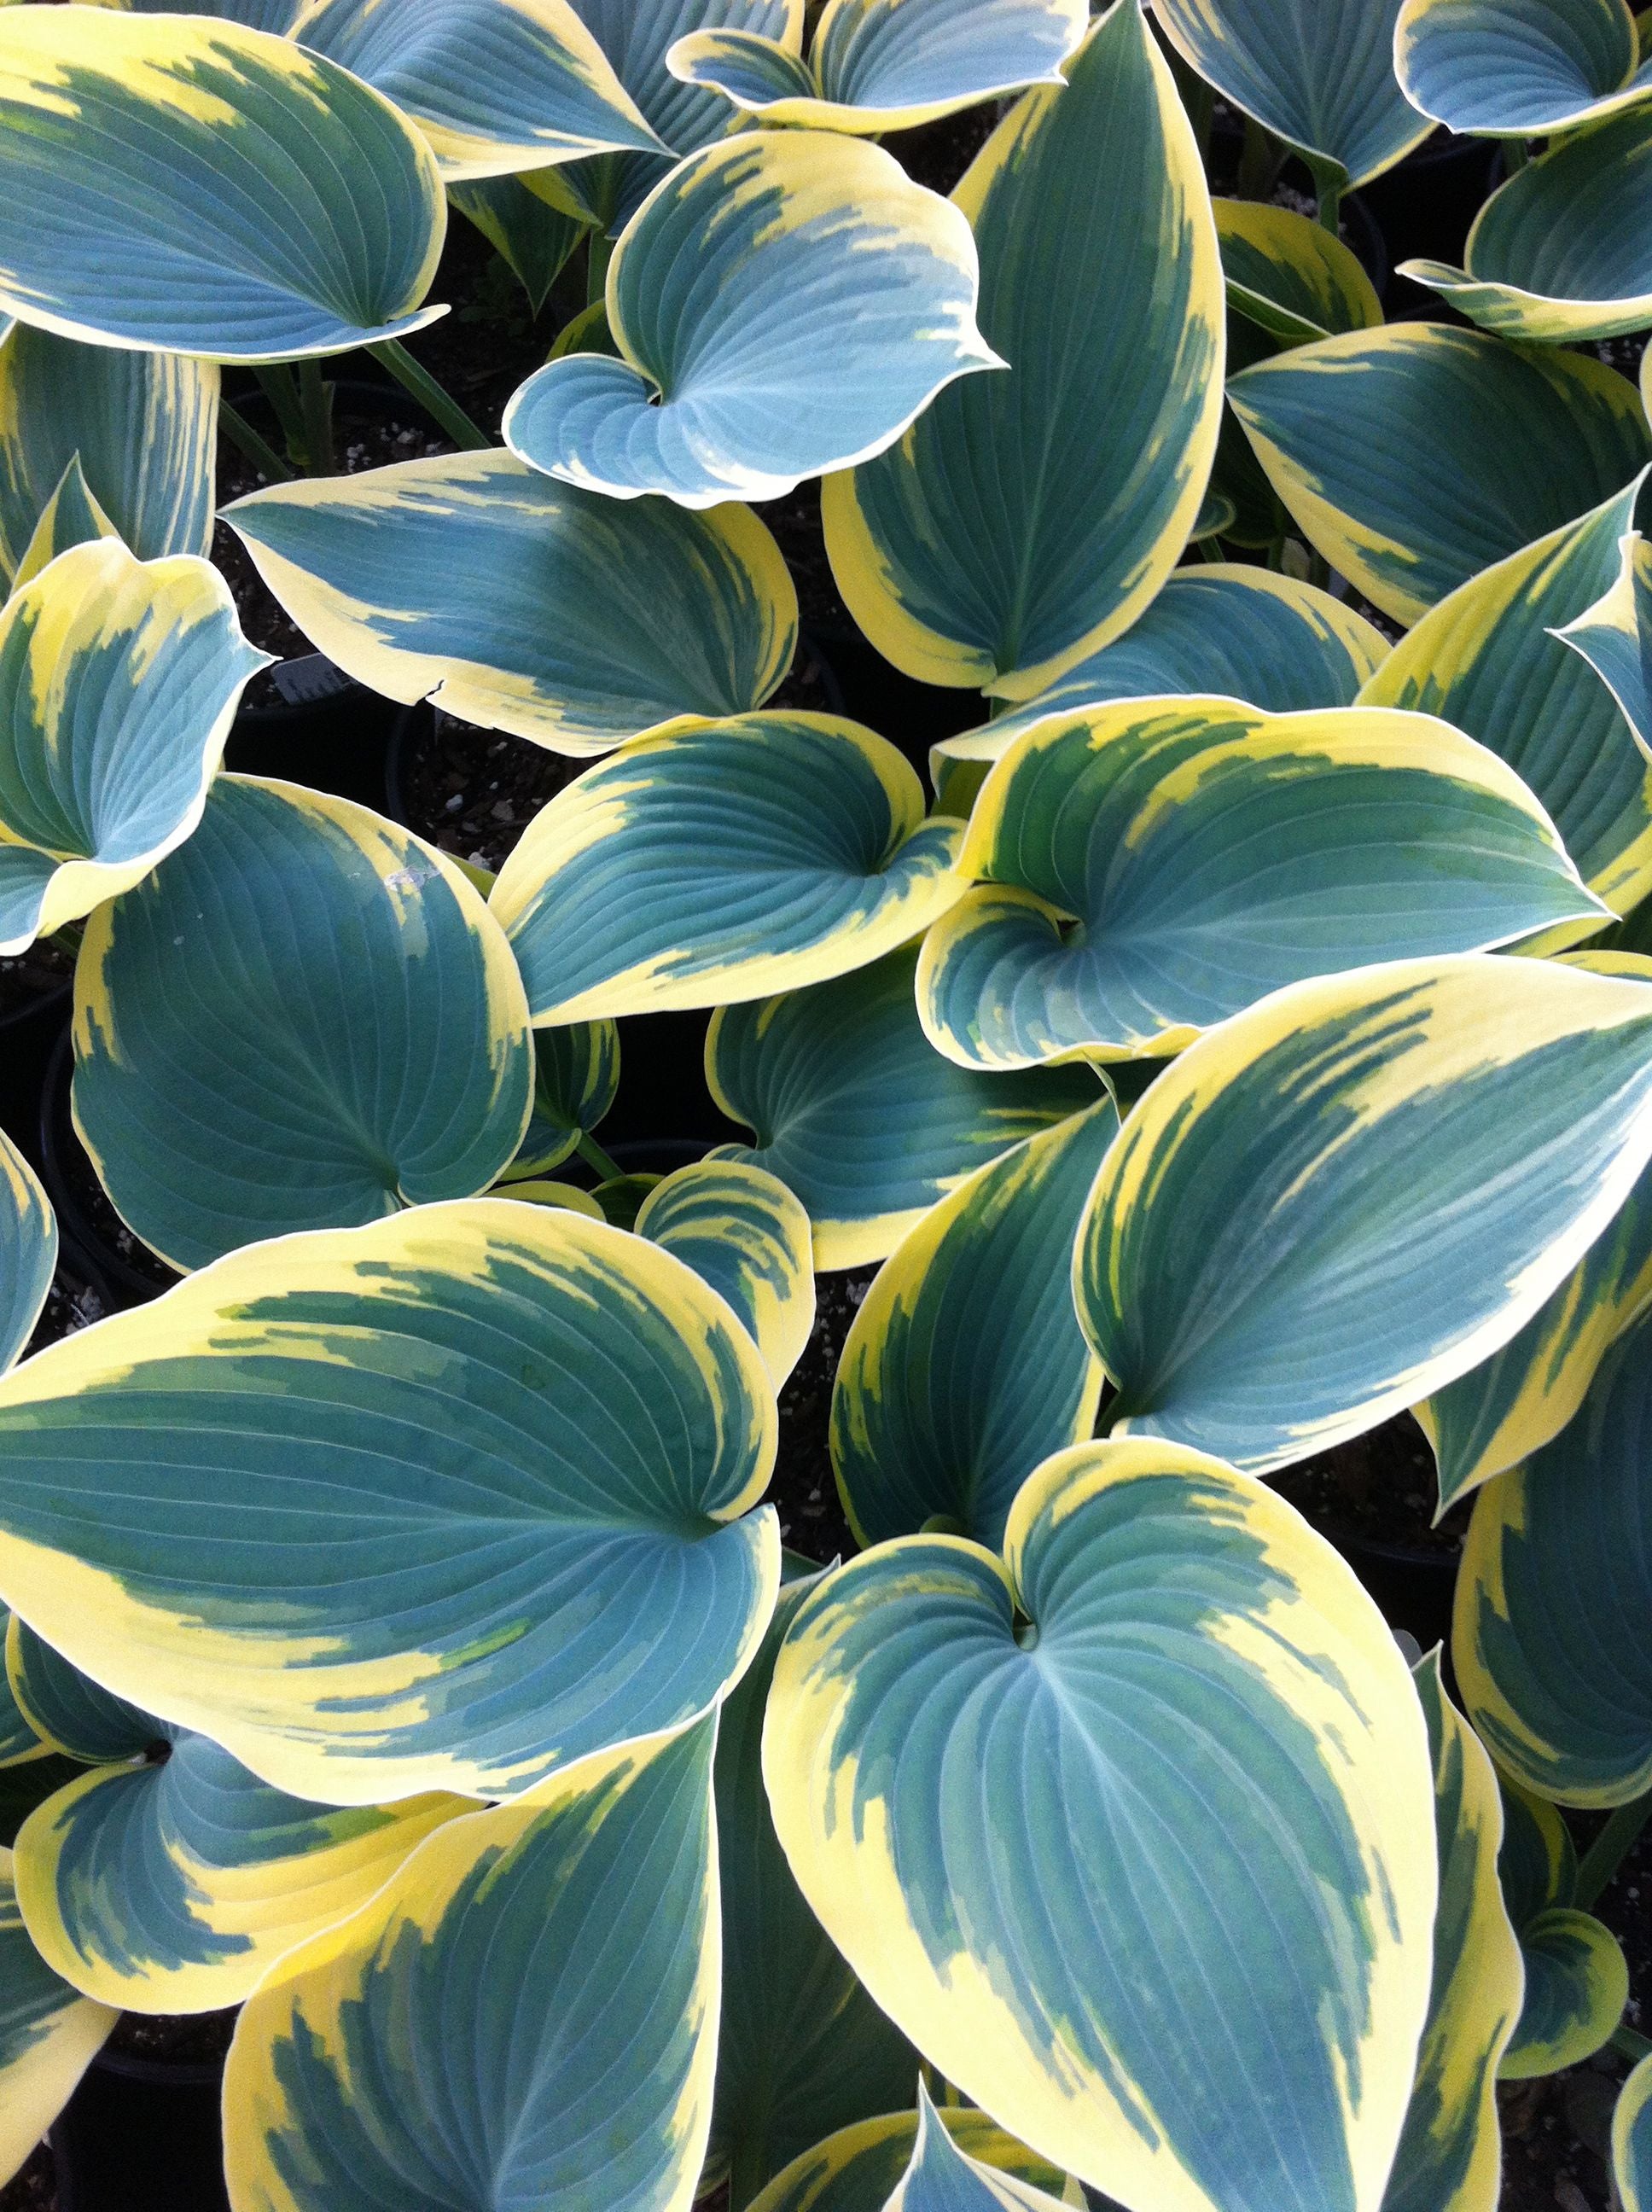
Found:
[0,936,73,1021]
[392,710,577,873]
[1272,1412,1473,1558]
[21,1258,108,1358]
[49,1092,178,1298]
[106,2010,240,2068]
[769,1270,874,1567]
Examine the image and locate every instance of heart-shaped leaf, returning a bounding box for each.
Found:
[1076,955,1652,1473]
[488,713,965,1022]
[501,1021,621,1179]
[6,1615,150,1766]
[224,1723,719,2212]
[507,131,997,507]
[1396,0,1652,134]
[228,451,797,754]
[635,1160,815,1388]
[0,539,269,959]
[764,1439,1436,2212]
[1492,1779,1628,2078]
[0,1610,48,1772]
[920,699,1602,1071]
[0,5,446,359]
[1229,323,1652,626]
[822,0,1224,698]
[0,1202,779,1805]
[72,777,534,1271]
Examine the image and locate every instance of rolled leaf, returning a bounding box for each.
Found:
[0,6,446,360]
[0,539,270,959]
[228,451,797,754]
[710,1565,916,2203]
[14,1724,462,2014]
[295,0,664,181]
[1214,197,1385,344]
[507,131,997,507]
[0,325,217,588]
[707,945,1101,1271]
[930,565,1388,810]
[447,174,588,313]
[884,2085,1068,2212]
[922,699,1602,1074]
[1616,2054,1652,2211]
[1381,1653,1521,2212]
[764,1439,1437,2212]
[1493,1779,1627,2079]
[6,1616,151,1765]
[1359,472,1652,915]
[0,1136,52,1380]
[1075,954,1652,1473]
[223,1724,719,2212]
[72,777,534,1271]
[0,1203,780,1805]
[822,0,1224,697]
[1229,323,1652,625]
[502,1019,620,1178]
[1457,1305,1652,1803]
[1404,105,1652,341]
[488,713,965,1022]
[1396,0,1652,134]
[667,0,1087,133]
[1153,0,1429,187]
[830,1100,1118,1551]
[0,1848,113,2191]
[11,455,117,592]
[1556,520,1652,762]
[0,1610,46,1771]
[634,1161,815,1388]
[748,2111,1071,2212]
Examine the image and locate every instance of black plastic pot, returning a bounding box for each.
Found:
[0,964,69,1161]
[1358,131,1504,317]
[1321,1530,1460,1663]
[605,1015,746,1151]
[37,1031,179,1313]
[224,650,403,812]
[812,621,984,781]
[54,2046,229,2212]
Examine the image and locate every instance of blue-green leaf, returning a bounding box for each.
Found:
[1396,0,1652,134]
[634,1160,815,1388]
[0,1848,113,2191]
[501,1020,620,1179]
[0,1136,52,1382]
[882,2085,1069,2212]
[749,2110,1071,2212]
[447,175,589,314]
[1556,517,1652,763]
[1615,2053,1652,2210]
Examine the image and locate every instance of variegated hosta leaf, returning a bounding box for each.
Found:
[0,6,445,361]
[1213,197,1385,345]
[1616,2055,1652,2210]
[7,1614,152,1764]
[1229,323,1652,626]
[1492,1779,1627,2078]
[12,454,117,593]
[822,0,1224,699]
[884,2086,1069,2212]
[1076,954,1652,1474]
[1152,0,1429,188]
[707,945,1102,1271]
[0,1610,48,1771]
[667,0,1086,134]
[634,1161,814,1389]
[764,1439,1437,2212]
[14,1716,462,2014]
[223,1724,720,2212]
[489,713,965,1022]
[1404,104,1652,341]
[0,1135,52,1381]
[930,566,1388,813]
[507,132,996,508]
[1360,471,1652,917]
[82,0,311,28]
[447,174,588,314]
[0,1204,780,1806]
[538,0,803,236]
[0,539,270,959]
[749,2111,1073,2212]
[0,324,217,589]
[1457,1303,1652,1804]
[0,1848,113,2192]
[228,451,797,755]
[501,1019,620,1179]
[1556,520,1652,762]
[72,777,534,1271]
[710,1564,916,2202]
[921,700,1603,1073]
[1396,0,1652,134]
[830,1101,1118,1551]
[503,1176,605,1220]
[294,0,663,181]
[1381,1653,1521,2212]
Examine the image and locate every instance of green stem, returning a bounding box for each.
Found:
[1236,116,1280,201]
[586,229,614,308]
[367,341,491,451]
[218,401,294,484]
[1306,154,1344,234]
[1577,1787,1652,1909]
[1502,135,1529,173]
[1614,2026,1652,2064]
[576,1132,624,1184]
[253,364,307,457]
[726,2133,768,2212]
[298,357,334,476]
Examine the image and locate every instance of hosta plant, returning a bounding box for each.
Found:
[0,3,1651,2211]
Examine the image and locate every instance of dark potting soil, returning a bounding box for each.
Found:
[56,1122,178,1296]
[0,2145,55,2212]
[107,2008,239,2069]
[21,1261,108,1359]
[396,713,577,874]
[1271,1412,1473,1558]
[768,1270,873,1568]
[0,935,73,1020]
